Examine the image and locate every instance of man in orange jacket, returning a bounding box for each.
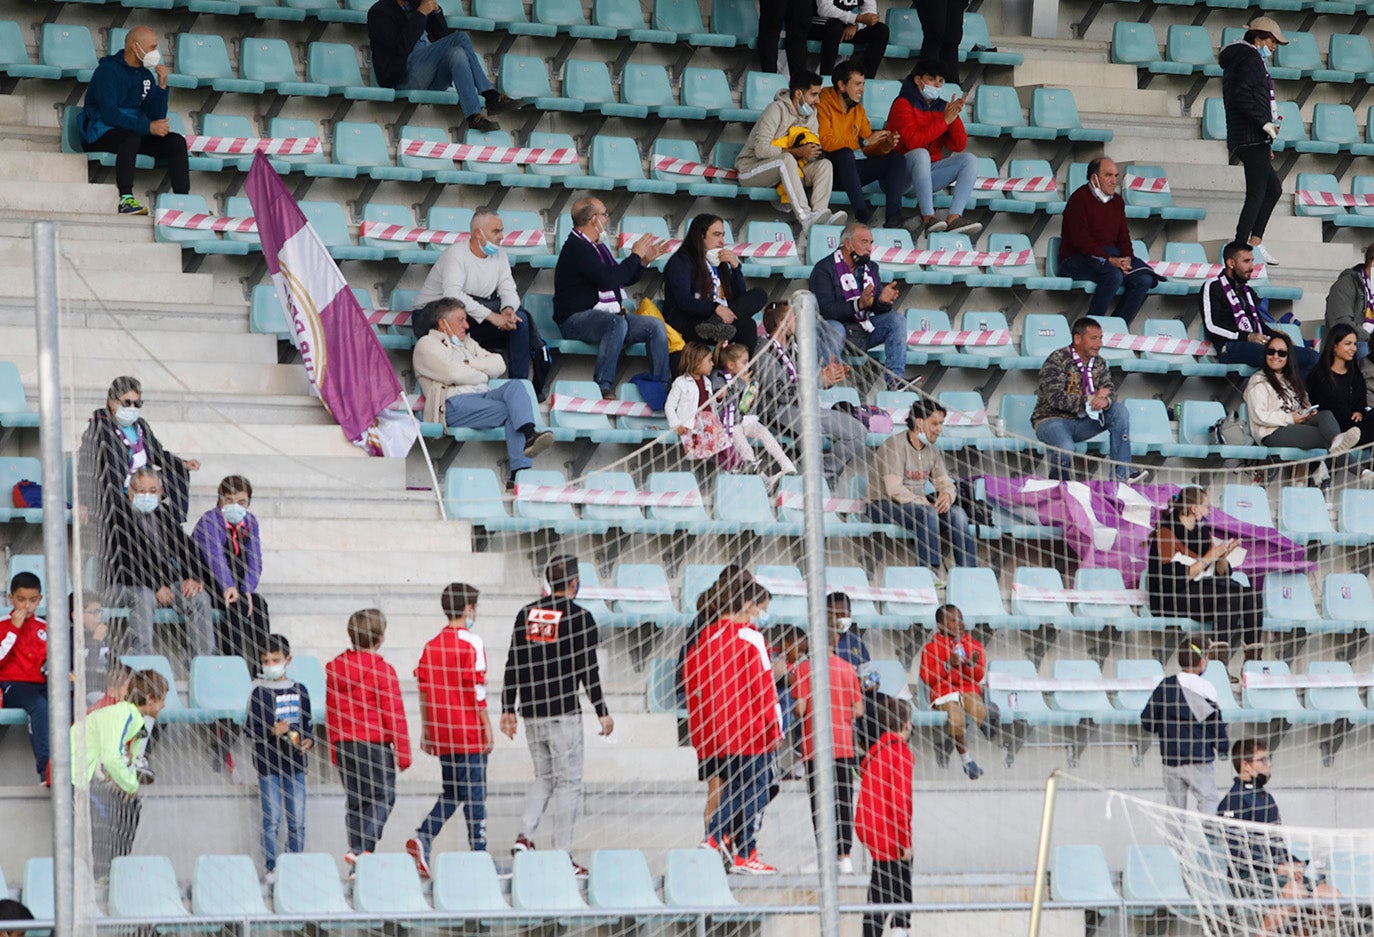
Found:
[886,60,981,239]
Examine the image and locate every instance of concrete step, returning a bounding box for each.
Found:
[257,517,476,551]
[0,356,309,397]
[1012,59,1139,91]
[0,326,274,372]
[0,265,213,305]
[259,548,507,592]
[1074,86,1173,118]
[0,95,26,124]
[0,179,121,216]
[147,422,371,459]
[228,490,442,523]
[184,452,403,493]
[1112,135,1230,165]
[0,151,88,184]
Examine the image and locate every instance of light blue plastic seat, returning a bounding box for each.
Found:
[361,203,425,261]
[250,284,291,340]
[885,8,923,56]
[353,853,430,913]
[903,309,975,367]
[39,24,98,80]
[565,58,645,118]
[1111,21,1162,68]
[714,474,795,537]
[741,70,788,118]
[282,655,325,725]
[778,472,875,536]
[1071,567,1141,632]
[1275,104,1339,156]
[619,63,704,120]
[1276,30,1354,82]
[645,472,711,534]
[121,654,198,723]
[1123,398,1184,456]
[23,857,54,924]
[987,659,1083,727]
[1010,312,1070,369]
[1281,486,1364,546]
[711,0,758,44]
[334,121,422,181]
[1123,845,1191,914]
[274,854,351,914]
[1329,853,1374,900]
[474,0,555,33]
[969,84,1043,139]
[646,657,685,715]
[301,200,384,260]
[936,390,993,451]
[872,227,951,286]
[1218,483,1274,528]
[1049,845,1121,911]
[1003,158,1066,215]
[1330,33,1374,81]
[1322,573,1374,634]
[1263,573,1323,634]
[948,567,1036,630]
[1201,97,1227,141]
[928,231,1011,289]
[653,0,735,46]
[535,0,617,37]
[396,124,474,185]
[1114,658,1164,711]
[999,394,1042,453]
[269,117,351,178]
[108,856,189,920]
[680,564,727,616]
[1307,661,1374,723]
[960,11,1020,64]
[663,849,753,920]
[862,79,901,130]
[500,54,582,111]
[878,566,938,630]
[825,566,880,626]
[1162,25,1222,76]
[0,21,62,80]
[432,851,510,924]
[987,232,1069,292]
[755,564,806,624]
[188,656,254,722]
[514,468,609,535]
[241,38,329,95]
[652,138,736,196]
[1053,659,1138,725]
[493,207,552,265]
[570,563,615,625]
[512,851,605,923]
[957,310,1016,367]
[192,855,268,916]
[1031,87,1111,141]
[593,0,677,42]
[589,136,675,194]
[443,467,537,532]
[612,563,686,627]
[1122,163,1205,221]
[1313,104,1374,156]
[0,457,43,523]
[1243,660,1329,724]
[550,381,641,443]
[193,111,257,172]
[614,382,670,437]
[682,67,750,120]
[154,193,251,256]
[1011,567,1077,630]
[588,850,666,920]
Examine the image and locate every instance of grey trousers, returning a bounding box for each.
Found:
[1163,760,1219,816]
[520,713,585,851]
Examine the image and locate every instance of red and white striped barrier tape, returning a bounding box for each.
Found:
[550,394,656,418]
[1243,672,1374,689]
[1012,583,1147,605]
[184,135,321,156]
[774,491,865,514]
[906,329,1013,347]
[1122,174,1170,193]
[944,409,988,428]
[359,221,545,247]
[1295,190,1374,208]
[874,248,1035,267]
[366,309,412,328]
[1147,260,1266,280]
[1099,332,1213,357]
[650,154,739,180]
[618,232,683,253]
[578,584,674,602]
[514,484,703,508]
[973,176,1057,193]
[732,240,798,259]
[155,209,258,233]
[987,673,1160,692]
[399,138,579,165]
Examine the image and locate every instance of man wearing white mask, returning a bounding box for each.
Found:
[101,467,216,660]
[79,26,189,215]
[1057,157,1159,324]
[552,197,671,400]
[416,208,551,398]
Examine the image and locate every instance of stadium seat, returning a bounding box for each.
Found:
[1275,31,1354,83]
[512,851,601,921]
[612,563,686,627]
[1049,845,1121,911]
[301,200,384,260]
[682,67,750,120]
[710,0,758,44]
[274,854,351,914]
[960,11,1020,65]
[535,0,617,37]
[937,390,992,451]
[22,857,53,925]
[1280,486,1364,546]
[958,311,1016,367]
[565,59,645,118]
[0,21,62,80]
[929,232,1013,289]
[1312,104,1374,156]
[777,474,875,536]
[270,117,353,178]
[988,233,1070,291]
[192,855,269,916]
[863,79,901,130]
[396,124,475,185]
[1263,573,1324,633]
[987,660,1083,727]
[250,284,291,340]
[550,382,641,443]
[39,24,98,80]
[588,136,675,194]
[108,856,189,920]
[431,851,511,923]
[515,468,611,535]
[1306,661,1374,723]
[968,85,1040,138]
[1201,97,1228,142]
[443,467,538,532]
[1122,845,1191,914]
[614,383,670,438]
[1274,104,1339,155]
[651,138,735,197]
[1243,660,1329,723]
[188,655,254,721]
[653,0,735,46]
[1111,22,1162,68]
[646,657,686,715]
[317,0,371,21]
[1123,398,1185,456]
[282,656,325,725]
[1052,659,1138,724]
[334,122,420,180]
[663,849,752,920]
[1122,164,1204,220]
[154,194,251,255]
[1030,88,1111,141]
[500,55,582,112]
[361,203,430,262]
[1218,484,1274,528]
[121,654,199,723]
[713,473,795,537]
[473,0,556,33]
[592,0,677,43]
[241,38,329,95]
[1005,158,1066,214]
[879,566,939,629]
[353,853,430,913]
[1321,573,1374,634]
[1011,566,1078,631]
[885,8,923,56]
[645,472,712,534]
[1162,25,1222,76]
[588,850,666,920]
[1329,34,1374,82]
[1009,312,1070,369]
[998,394,1042,452]
[1339,489,1374,540]
[740,71,787,120]
[947,567,1036,630]
[308,42,393,100]
[1069,568,1138,632]
[1113,658,1164,712]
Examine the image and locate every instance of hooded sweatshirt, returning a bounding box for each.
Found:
[736,89,821,177]
[79,53,168,144]
[886,77,968,160]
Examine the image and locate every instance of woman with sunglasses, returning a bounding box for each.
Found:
[78,375,200,526]
[1305,323,1374,449]
[1244,333,1361,457]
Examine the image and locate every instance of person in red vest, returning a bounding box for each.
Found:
[918,604,999,780]
[0,571,49,783]
[855,695,915,937]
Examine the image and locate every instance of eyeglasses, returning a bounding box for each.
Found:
[117,398,143,407]
[1265,348,1288,358]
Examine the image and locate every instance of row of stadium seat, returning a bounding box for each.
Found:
[1114,23,1374,84]
[1202,100,1374,162]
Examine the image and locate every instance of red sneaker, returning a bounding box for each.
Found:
[732,851,778,875]
[571,859,589,879]
[405,838,431,880]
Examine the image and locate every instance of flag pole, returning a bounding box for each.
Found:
[400,394,448,521]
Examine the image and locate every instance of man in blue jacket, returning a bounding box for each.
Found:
[808,221,905,387]
[1141,641,1228,815]
[79,26,188,215]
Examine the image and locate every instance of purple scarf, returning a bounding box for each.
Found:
[771,338,798,385]
[833,249,870,323]
[1217,274,1260,333]
[1069,347,1096,396]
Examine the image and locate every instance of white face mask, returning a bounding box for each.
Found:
[137,44,161,69]
[917,431,932,446]
[920,84,942,101]
[221,503,248,525]
[836,616,853,633]
[706,248,722,266]
[262,663,287,680]
[797,97,814,117]
[115,405,140,428]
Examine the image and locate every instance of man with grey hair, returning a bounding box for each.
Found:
[552,197,671,400]
[415,208,550,397]
[808,221,906,386]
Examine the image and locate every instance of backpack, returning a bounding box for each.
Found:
[1213,413,1255,447]
[11,480,40,508]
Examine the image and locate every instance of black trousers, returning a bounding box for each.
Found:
[864,857,913,937]
[84,128,190,197]
[90,783,141,881]
[336,741,397,854]
[1233,142,1281,243]
[810,19,890,79]
[825,148,908,224]
[916,0,969,83]
[467,298,553,397]
[805,756,858,855]
[216,592,271,664]
[1151,580,1264,648]
[758,0,811,75]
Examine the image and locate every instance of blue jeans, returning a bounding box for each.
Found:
[1,681,48,780]
[445,380,538,472]
[819,311,908,382]
[824,147,908,224]
[905,149,977,217]
[418,753,488,852]
[1059,251,1153,324]
[709,754,772,857]
[557,309,671,390]
[105,582,215,659]
[1035,404,1133,480]
[259,770,306,872]
[867,500,978,569]
[1218,338,1319,380]
[402,32,493,118]
[336,741,396,854]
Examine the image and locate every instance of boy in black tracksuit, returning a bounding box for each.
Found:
[246,634,314,878]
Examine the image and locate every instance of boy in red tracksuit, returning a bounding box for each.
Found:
[917,604,997,780]
[0,572,50,782]
[326,608,411,867]
[855,695,915,937]
[684,576,782,875]
[885,58,980,238]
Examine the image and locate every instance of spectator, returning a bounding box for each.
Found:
[826,592,872,671]
[684,572,781,875]
[1147,487,1264,662]
[735,71,844,232]
[193,474,269,664]
[917,0,968,83]
[668,343,755,469]
[792,620,864,873]
[1307,324,1374,449]
[1244,332,1360,456]
[754,302,865,485]
[1219,18,1287,265]
[810,221,906,385]
[810,0,889,79]
[366,0,517,131]
[500,555,613,877]
[886,61,981,239]
[552,197,671,399]
[72,667,167,881]
[413,298,553,484]
[757,0,810,75]
[326,608,411,867]
[406,583,492,879]
[663,214,767,352]
[866,398,978,570]
[246,634,314,882]
[715,342,798,476]
[78,27,187,215]
[1141,641,1228,816]
[79,376,199,525]
[0,900,33,935]
[1202,241,1317,377]
[88,660,132,714]
[100,466,216,659]
[75,592,112,708]
[414,208,552,398]
[819,62,911,230]
[918,604,996,780]
[1323,243,1374,356]
[0,571,49,783]
[1031,317,1148,484]
[854,695,915,937]
[1058,157,1158,324]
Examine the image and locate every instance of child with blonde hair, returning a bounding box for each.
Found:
[716,342,796,475]
[666,342,797,474]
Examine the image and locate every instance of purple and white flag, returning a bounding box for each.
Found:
[245,153,416,456]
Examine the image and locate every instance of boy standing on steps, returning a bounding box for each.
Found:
[247,634,314,883]
[855,695,916,937]
[406,583,493,879]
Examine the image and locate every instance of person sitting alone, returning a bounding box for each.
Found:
[917,604,998,780]
[1057,157,1158,324]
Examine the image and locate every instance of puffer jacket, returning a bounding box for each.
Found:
[1219,40,1275,152]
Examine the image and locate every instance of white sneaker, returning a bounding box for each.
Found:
[838,857,854,874]
[946,219,983,237]
[1330,427,1362,456]
[887,928,910,937]
[1253,242,1279,265]
[823,209,847,226]
[1361,468,1374,486]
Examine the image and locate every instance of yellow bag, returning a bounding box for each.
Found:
[768,125,820,205]
[634,296,684,353]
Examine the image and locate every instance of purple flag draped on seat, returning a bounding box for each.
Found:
[244,152,415,456]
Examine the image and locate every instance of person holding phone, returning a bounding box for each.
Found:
[1244,332,1360,456]
[1305,323,1374,448]
[886,60,981,239]
[1147,487,1265,664]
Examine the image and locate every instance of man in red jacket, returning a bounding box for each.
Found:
[886,60,981,239]
[855,695,914,937]
[917,604,998,781]
[1058,156,1159,323]
[0,571,49,782]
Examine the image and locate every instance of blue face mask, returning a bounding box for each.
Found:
[1259,45,1272,60]
[921,84,942,101]
[756,610,771,628]
[222,503,248,525]
[480,240,500,257]
[132,493,159,514]
[798,101,814,118]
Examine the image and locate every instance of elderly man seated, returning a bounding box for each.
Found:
[413,297,553,485]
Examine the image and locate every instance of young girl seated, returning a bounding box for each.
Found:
[666,342,796,475]
[717,342,797,476]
